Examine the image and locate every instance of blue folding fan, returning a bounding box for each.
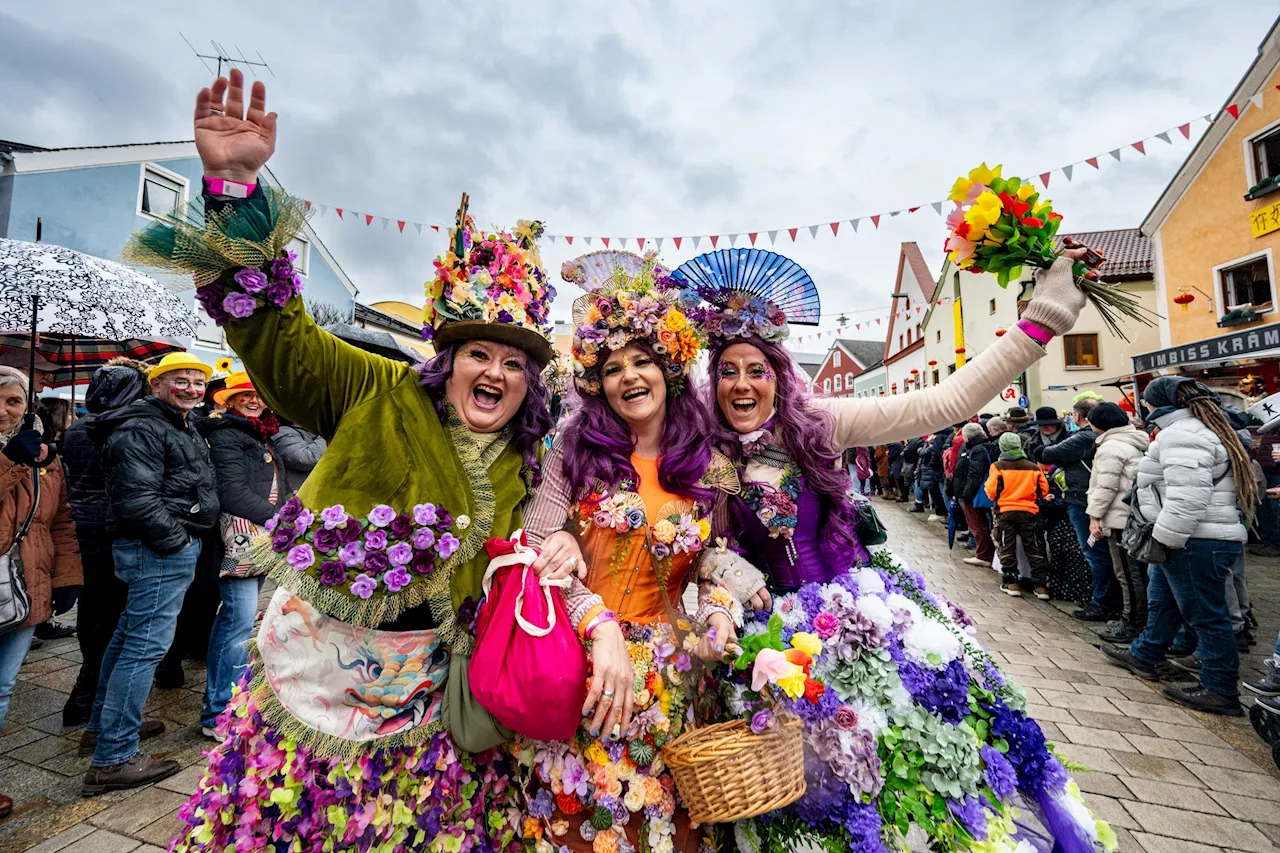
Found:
[672,248,821,325]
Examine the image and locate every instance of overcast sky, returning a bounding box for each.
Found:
[3,1,1276,349]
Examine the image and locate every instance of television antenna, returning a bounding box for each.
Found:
[180,33,274,79]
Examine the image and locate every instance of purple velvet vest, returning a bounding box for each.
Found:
[731,482,841,592]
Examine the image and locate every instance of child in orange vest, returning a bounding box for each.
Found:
[985,432,1050,598]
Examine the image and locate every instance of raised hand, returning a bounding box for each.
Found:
[194,68,277,184]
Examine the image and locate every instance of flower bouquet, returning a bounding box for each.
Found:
[944,163,1154,340]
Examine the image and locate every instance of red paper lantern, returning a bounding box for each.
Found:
[910,368,919,375]
[928,359,938,367]
[1174,292,1195,313]
[955,347,966,355]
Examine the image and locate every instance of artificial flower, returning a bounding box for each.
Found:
[790,632,823,658]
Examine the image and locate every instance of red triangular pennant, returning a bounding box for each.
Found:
[710,235,720,248]
[1086,157,1099,169]
[1131,140,1146,155]
[1226,104,1241,119]
[1040,172,1051,187]
[636,237,645,250]
[908,206,919,213]
[870,215,881,229]
[673,237,682,249]
[788,228,798,241]
[304,200,312,210]
[335,208,344,219]
[431,225,439,232]
[1178,123,1191,139]
[397,220,406,233]
[875,318,881,325]
[365,214,374,226]
[565,236,574,245]
[830,222,840,236]
[748,232,758,245]
[855,323,861,330]
[602,237,610,247]
[937,300,943,306]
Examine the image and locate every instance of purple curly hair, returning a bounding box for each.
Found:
[708,336,862,565]
[415,342,553,487]
[558,340,714,504]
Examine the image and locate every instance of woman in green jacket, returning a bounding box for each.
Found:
[128,70,571,853]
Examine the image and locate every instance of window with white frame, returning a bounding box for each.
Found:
[287,236,311,276]
[845,372,854,389]
[1216,252,1274,313]
[823,378,831,394]
[834,375,842,392]
[192,304,226,349]
[936,330,941,343]
[833,350,841,367]
[138,163,188,219]
[1251,126,1280,185]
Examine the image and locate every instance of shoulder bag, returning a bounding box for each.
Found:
[0,466,40,634]
[1119,481,1167,566]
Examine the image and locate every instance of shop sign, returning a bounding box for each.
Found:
[1251,201,1280,238]
[1132,325,1280,373]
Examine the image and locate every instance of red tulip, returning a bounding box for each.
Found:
[1019,216,1045,229]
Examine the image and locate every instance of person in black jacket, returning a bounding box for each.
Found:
[273,422,326,493]
[955,422,996,566]
[922,427,954,521]
[887,441,905,502]
[60,359,151,727]
[902,436,925,511]
[198,373,284,737]
[81,353,218,794]
[1037,398,1121,622]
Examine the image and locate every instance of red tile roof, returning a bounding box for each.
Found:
[1056,228,1151,281]
[902,242,938,302]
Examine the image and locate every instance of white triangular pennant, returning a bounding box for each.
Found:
[583,236,593,246]
[318,204,328,217]
[1156,131,1172,144]
[547,234,557,244]
[692,236,702,249]
[1252,91,1265,109]
[1062,164,1073,182]
[655,237,664,251]
[768,230,778,244]
[729,233,739,247]
[381,217,390,230]
[931,201,943,215]
[1109,149,1122,162]
[850,219,860,232]
[414,223,423,236]
[1205,113,1214,122]
[808,225,820,239]
[617,237,627,248]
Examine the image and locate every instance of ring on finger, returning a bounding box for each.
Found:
[208,108,224,115]
[602,688,615,697]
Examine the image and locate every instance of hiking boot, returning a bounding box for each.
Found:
[1166,655,1201,674]
[78,720,167,757]
[1098,621,1141,644]
[82,753,180,796]
[1072,604,1120,623]
[1161,685,1243,716]
[963,557,991,567]
[1244,660,1280,697]
[1001,582,1023,597]
[35,621,76,641]
[1033,587,1051,601]
[1255,697,1280,745]
[1101,644,1163,680]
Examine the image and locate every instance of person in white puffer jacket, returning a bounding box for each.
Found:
[1102,377,1257,718]
[1085,403,1150,644]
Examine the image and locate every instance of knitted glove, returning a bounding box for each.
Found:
[1021,255,1088,337]
[2,430,44,467]
[52,586,81,615]
[698,546,767,606]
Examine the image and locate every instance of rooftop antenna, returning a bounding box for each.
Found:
[180,33,274,79]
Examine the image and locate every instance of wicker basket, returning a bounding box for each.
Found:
[661,710,806,824]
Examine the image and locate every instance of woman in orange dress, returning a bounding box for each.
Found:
[516,250,768,853]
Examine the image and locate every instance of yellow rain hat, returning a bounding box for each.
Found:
[148,352,213,382]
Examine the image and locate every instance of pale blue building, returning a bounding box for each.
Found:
[0,140,357,367]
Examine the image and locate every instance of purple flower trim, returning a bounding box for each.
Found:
[195,249,306,327]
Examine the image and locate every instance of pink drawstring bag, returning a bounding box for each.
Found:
[469,530,588,740]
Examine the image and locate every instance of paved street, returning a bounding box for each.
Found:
[2,500,1280,851]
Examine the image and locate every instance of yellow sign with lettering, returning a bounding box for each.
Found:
[1251,201,1280,238]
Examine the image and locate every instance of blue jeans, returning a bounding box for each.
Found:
[201,575,263,728]
[88,538,199,767]
[1067,504,1120,611]
[0,626,35,732]
[1131,538,1242,696]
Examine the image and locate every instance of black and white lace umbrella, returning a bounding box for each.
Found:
[0,238,195,341]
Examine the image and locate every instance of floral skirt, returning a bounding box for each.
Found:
[727,547,1115,853]
[169,673,526,853]
[512,620,716,853]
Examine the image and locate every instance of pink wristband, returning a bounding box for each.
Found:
[1016,318,1053,346]
[585,610,617,639]
[203,176,257,199]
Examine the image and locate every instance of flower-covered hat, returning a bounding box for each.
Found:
[672,248,821,348]
[424,193,555,368]
[563,250,704,396]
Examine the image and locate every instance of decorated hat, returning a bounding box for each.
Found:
[671,248,820,347]
[424,193,555,368]
[563,250,704,397]
[148,352,213,382]
[213,371,256,406]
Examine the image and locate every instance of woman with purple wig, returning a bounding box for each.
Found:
[517,250,768,853]
[127,71,570,852]
[674,248,1114,853]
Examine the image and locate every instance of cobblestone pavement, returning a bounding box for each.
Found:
[3,501,1280,851]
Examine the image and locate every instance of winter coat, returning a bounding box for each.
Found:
[957,435,997,503]
[0,455,82,627]
[88,396,219,554]
[985,459,1049,515]
[1134,409,1248,548]
[1085,426,1149,533]
[919,429,952,492]
[274,425,327,493]
[943,432,965,481]
[901,437,924,484]
[1023,425,1065,460]
[1252,427,1280,477]
[854,446,871,480]
[875,446,890,478]
[1038,426,1098,507]
[888,442,904,479]
[201,414,283,525]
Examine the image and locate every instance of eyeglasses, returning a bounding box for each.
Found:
[165,379,207,391]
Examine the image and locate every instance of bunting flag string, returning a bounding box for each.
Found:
[297,106,1248,246]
